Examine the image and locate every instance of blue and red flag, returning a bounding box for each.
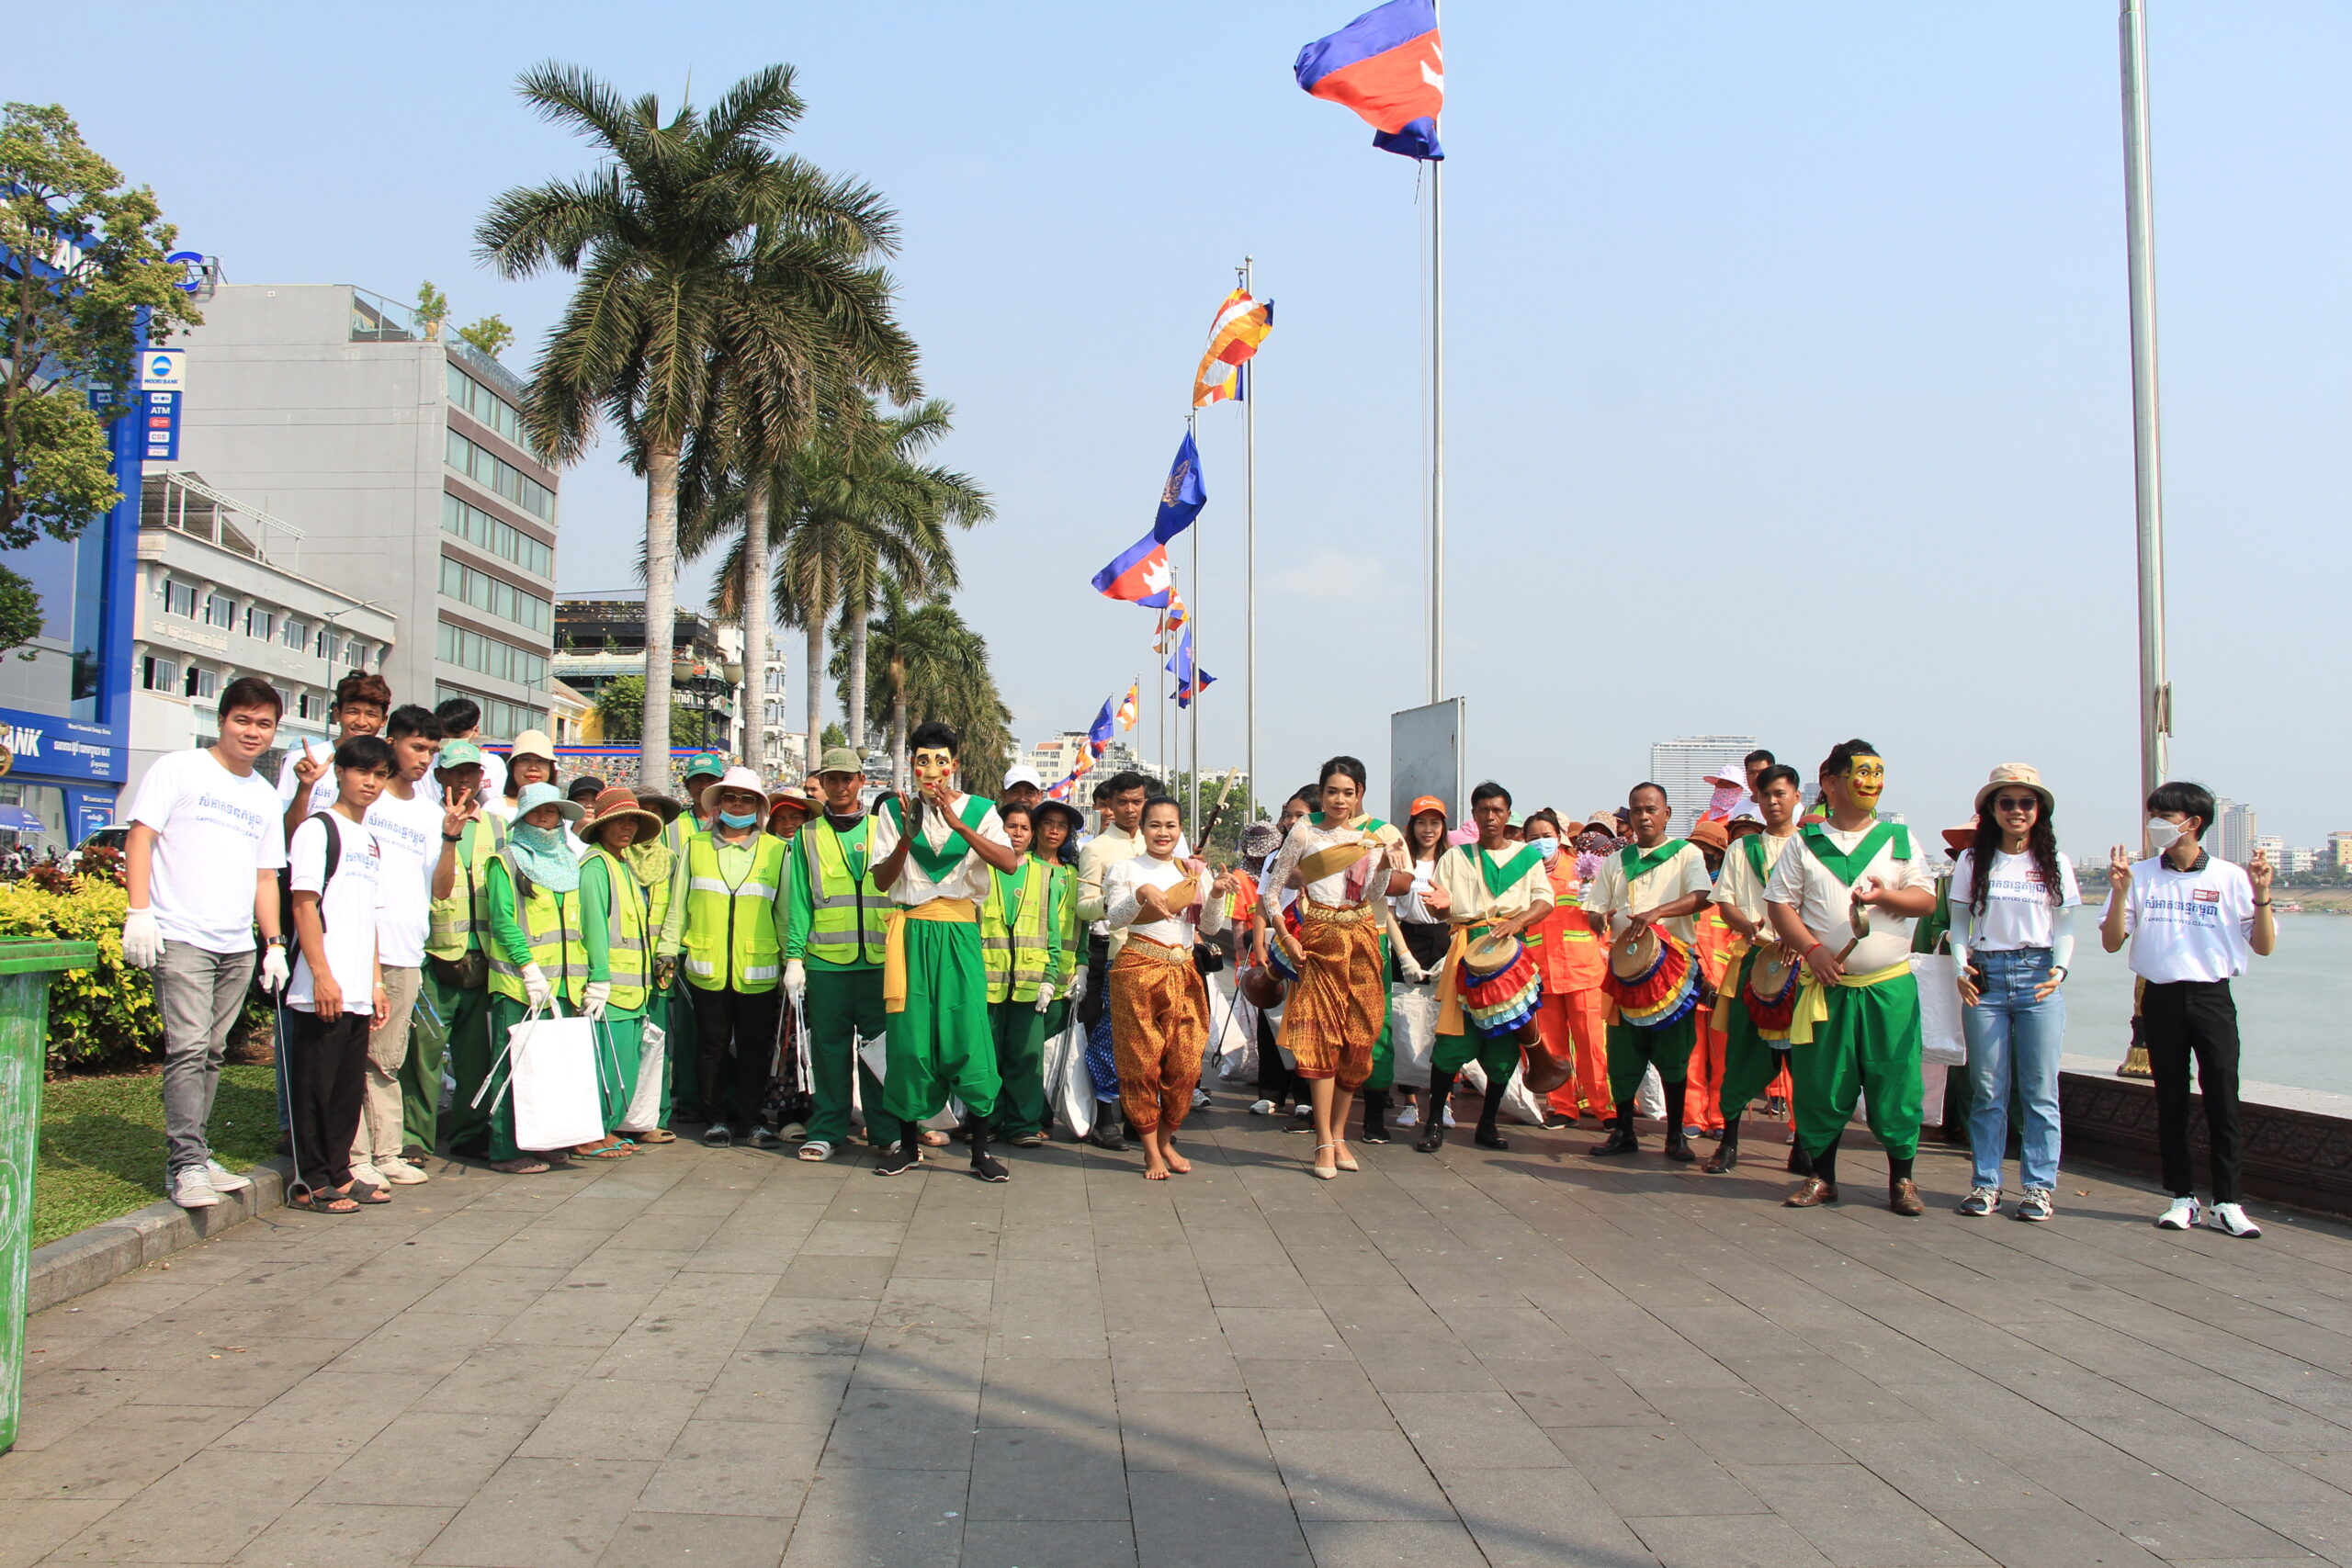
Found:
[1086,696,1117,758]
[1165,626,1216,709]
[1294,0,1445,161]
[1091,431,1209,606]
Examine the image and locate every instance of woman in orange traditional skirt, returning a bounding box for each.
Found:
[1103,795,1239,1179]
[1261,757,1410,1179]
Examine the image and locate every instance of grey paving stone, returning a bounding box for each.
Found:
[0,1403,244,1501]
[420,1457,657,1568]
[1385,1391,1569,1470]
[1736,1462,1996,1566]
[1933,1506,2169,1568]
[1630,1512,1839,1568]
[778,1468,967,1567]
[1239,1359,1395,1429]
[126,1338,348,1410]
[634,1419,827,1517]
[1298,1519,1490,1567]
[967,1427,1129,1521]
[594,1509,793,1568]
[1266,1428,1455,1521]
[414,1342,609,1420]
[957,1519,1136,1568]
[820,1391,981,1470]
[1439,1465,1656,1566]
[47,1447,344,1562]
[0,1496,118,1568]
[695,1352,856,1424]
[230,1501,458,1568]
[1550,1427,1770,1517]
[1128,1466,1311,1568]
[975,1356,1116,1427]
[324,1411,538,1508]
[515,1375,705,1461]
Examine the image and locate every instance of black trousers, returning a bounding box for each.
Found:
[1254,1007,1297,1105]
[287,1008,370,1191]
[691,984,783,1127]
[2143,978,2245,1203]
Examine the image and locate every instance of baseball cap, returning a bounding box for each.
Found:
[817,746,865,776]
[683,751,729,782]
[1407,795,1449,821]
[1002,764,1045,791]
[435,739,484,769]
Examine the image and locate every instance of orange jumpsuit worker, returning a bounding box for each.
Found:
[1681,820,1736,1135]
[1520,812,1611,1124]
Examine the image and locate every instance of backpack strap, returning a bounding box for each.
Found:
[305,812,342,931]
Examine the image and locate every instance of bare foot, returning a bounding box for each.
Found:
[1142,1163,1170,1180]
[1164,1149,1193,1175]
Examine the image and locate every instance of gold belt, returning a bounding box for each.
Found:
[1119,933,1193,965]
[1300,899,1374,926]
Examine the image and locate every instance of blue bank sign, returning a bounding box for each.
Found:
[0,707,123,784]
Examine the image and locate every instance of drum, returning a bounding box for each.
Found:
[1459,931,1544,1040]
[1602,926,1701,1030]
[1239,962,1286,1010]
[1743,943,1800,1032]
[1265,902,1304,982]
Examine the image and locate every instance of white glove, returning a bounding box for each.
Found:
[521,962,553,1010]
[1066,966,1089,1006]
[259,945,291,995]
[582,981,611,1021]
[1034,982,1054,1014]
[121,908,164,969]
[784,960,807,1005]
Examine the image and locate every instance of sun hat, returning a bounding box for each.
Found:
[1725,816,1763,839]
[514,780,582,823]
[581,785,664,847]
[1702,762,1747,789]
[1034,800,1085,840]
[506,728,556,765]
[1687,818,1730,852]
[1001,764,1045,792]
[636,792,684,825]
[698,764,771,819]
[683,751,729,783]
[1942,821,1979,853]
[1973,763,2052,816]
[1407,794,1449,822]
[767,785,817,826]
[817,746,865,776]
[435,739,484,770]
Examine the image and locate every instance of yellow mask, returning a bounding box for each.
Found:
[1846,755,1884,812]
[912,749,955,789]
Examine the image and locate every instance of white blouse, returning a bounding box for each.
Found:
[1265,816,1405,908]
[1104,853,1228,949]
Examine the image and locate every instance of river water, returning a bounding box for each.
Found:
[2051,913,2351,1096]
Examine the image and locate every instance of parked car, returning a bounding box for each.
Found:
[67,825,129,871]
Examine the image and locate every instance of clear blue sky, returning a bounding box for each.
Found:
[15,2,2347,843]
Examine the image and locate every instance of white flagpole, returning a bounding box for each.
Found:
[1428,10,1446,705]
[1243,255,1258,828]
[2120,0,2168,801]
[1188,412,1201,839]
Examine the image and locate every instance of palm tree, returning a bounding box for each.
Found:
[842,580,1014,792]
[477,62,913,789]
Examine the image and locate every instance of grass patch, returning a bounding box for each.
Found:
[34,1066,282,1248]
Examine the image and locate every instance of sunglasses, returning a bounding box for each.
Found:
[1991,795,2041,812]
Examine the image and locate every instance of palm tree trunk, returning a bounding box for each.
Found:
[890,684,909,791]
[803,562,827,763]
[844,591,871,752]
[740,479,771,772]
[640,447,681,794]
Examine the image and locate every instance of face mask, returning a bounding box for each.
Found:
[718,810,758,830]
[1533,838,1560,863]
[513,823,565,852]
[2145,818,2183,852]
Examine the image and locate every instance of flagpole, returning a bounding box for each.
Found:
[1428,156,1445,705]
[1187,411,1201,840]
[1243,255,1258,827]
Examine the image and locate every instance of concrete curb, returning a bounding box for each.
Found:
[28,1157,291,1314]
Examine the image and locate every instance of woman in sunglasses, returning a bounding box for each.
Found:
[1949,765,2080,1223]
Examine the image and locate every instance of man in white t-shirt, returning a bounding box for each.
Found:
[124,678,295,1211]
[351,705,470,1190]
[2100,780,2278,1238]
[283,736,394,1211]
[424,694,507,807]
[278,670,390,842]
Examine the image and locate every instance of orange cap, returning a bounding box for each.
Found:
[1407,795,1449,822]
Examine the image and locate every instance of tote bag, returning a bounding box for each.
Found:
[509,1011,605,1151]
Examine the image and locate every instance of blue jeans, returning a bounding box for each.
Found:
[1961,948,2064,1190]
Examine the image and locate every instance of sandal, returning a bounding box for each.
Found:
[288,1184,359,1214]
[491,1157,554,1175]
[345,1181,391,1204]
[572,1141,635,1160]
[1309,1143,1340,1180]
[632,1127,677,1145]
[1333,1143,1360,1172]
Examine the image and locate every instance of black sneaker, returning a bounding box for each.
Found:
[971,1151,1011,1183]
[1084,1121,1128,1152]
[702,1123,733,1148]
[874,1143,920,1176]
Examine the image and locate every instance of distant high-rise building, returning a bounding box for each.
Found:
[1647,735,1759,834]
[2329,831,2352,872]
[2213,798,2258,864]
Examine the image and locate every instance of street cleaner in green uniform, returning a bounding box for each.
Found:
[868,721,1023,1180]
[980,801,1063,1146]
[1766,739,1939,1214]
[782,747,899,1165]
[1032,801,1088,1052]
[1583,783,1718,1162]
[659,764,790,1149]
[480,781,586,1174]
[409,740,503,1159]
[574,786,665,1156]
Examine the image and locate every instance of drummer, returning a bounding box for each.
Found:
[1420,781,1555,1154]
[1705,763,1806,1174]
[1581,783,1717,1162]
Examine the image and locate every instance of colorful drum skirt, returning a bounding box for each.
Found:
[1604,931,1702,1031]
[1462,943,1544,1040]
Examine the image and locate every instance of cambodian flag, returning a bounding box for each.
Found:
[1091,430,1208,606]
[1295,0,1444,161]
[1165,626,1216,709]
[1086,696,1117,759]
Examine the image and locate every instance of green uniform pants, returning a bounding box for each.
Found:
[1607,1012,1697,1104]
[591,1010,646,1133]
[1716,976,1790,1116]
[1433,1027,1520,1090]
[990,998,1050,1139]
[424,975,494,1154]
[1791,974,1924,1162]
[880,919,999,1125]
[801,965,899,1148]
[483,995,537,1161]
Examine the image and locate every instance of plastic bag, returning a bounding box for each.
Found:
[509,1011,604,1150]
[1911,953,1967,1066]
[1387,983,1437,1089]
[619,1018,666,1134]
[1051,1017,1095,1139]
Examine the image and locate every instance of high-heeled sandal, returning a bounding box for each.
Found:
[1309,1142,1340,1179]
[1332,1142,1360,1172]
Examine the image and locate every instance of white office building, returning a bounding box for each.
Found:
[1648,735,1759,833]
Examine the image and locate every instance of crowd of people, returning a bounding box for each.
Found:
[121,673,2280,1236]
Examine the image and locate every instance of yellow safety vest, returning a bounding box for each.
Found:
[485,854,585,1004]
[980,858,1053,1003]
[800,817,890,969]
[682,829,787,993]
[425,814,505,961]
[583,845,650,1011]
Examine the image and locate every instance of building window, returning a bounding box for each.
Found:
[436,683,545,743]
[445,429,554,521]
[297,692,323,721]
[445,363,538,457]
[164,580,198,619]
[440,493,555,579]
[141,654,178,692]
[282,617,307,650]
[440,555,551,634]
[245,605,275,641]
[315,627,339,663]
[204,593,235,629]
[184,666,218,700]
[436,618,548,690]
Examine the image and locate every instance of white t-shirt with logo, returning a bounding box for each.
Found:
[275,742,341,819]
[128,749,288,953]
[2121,852,2257,984]
[364,787,444,968]
[1948,849,2081,952]
[287,813,385,1011]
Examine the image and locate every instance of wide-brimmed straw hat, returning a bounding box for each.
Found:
[1942,821,1979,853]
[699,764,771,818]
[767,785,817,826]
[1687,819,1730,852]
[1973,763,2052,816]
[581,785,664,847]
[513,780,583,823]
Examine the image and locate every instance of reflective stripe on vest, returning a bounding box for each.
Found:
[581,846,650,1011]
[425,815,504,961]
[485,854,584,1002]
[979,861,1051,1002]
[805,819,889,967]
[682,830,788,993]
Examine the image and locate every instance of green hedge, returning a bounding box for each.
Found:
[0,881,271,1072]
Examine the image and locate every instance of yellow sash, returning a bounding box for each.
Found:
[883,897,978,1013]
[1295,837,1374,888]
[1786,958,1912,1046]
[1431,919,1494,1037]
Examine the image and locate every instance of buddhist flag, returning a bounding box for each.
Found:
[1193,289,1275,408]
[1154,589,1189,653]
[1114,682,1139,729]
[1295,0,1444,161]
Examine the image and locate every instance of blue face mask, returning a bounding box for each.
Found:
[718,810,759,830]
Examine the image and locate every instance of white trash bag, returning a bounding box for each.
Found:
[507,1010,604,1151]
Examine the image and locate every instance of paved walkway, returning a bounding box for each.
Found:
[7,1105,2352,1568]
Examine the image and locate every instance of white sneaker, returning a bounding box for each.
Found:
[376,1156,430,1185]
[1396,1105,1419,1128]
[1191,1087,1212,1110]
[1442,1107,1459,1128]
[171,1168,221,1209]
[1249,1099,1277,1115]
[2155,1195,2200,1231]
[2207,1201,2262,1239]
[348,1162,387,1190]
[204,1159,254,1193]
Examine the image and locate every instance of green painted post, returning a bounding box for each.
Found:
[0,939,98,1455]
